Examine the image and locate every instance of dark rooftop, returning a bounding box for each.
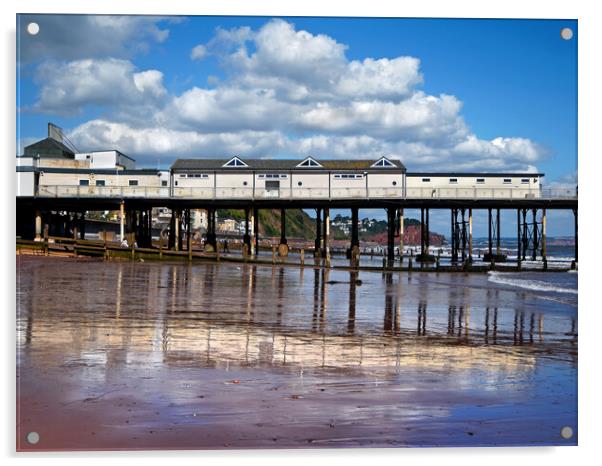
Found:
[171,157,406,171]
[23,138,75,159]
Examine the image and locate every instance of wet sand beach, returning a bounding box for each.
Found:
[16,256,577,450]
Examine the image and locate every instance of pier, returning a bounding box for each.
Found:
[16,128,578,270]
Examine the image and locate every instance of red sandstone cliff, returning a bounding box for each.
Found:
[363,225,445,246]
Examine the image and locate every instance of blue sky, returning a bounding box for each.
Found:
[16,15,577,235]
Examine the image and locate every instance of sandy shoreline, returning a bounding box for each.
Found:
[16,256,577,450]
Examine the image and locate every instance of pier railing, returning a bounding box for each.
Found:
[34,185,578,201]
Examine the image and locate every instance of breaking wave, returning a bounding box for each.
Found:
[487,272,578,295]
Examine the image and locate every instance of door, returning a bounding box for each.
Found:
[265,180,280,197]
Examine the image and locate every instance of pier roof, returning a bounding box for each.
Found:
[171,157,406,172]
[407,171,545,177]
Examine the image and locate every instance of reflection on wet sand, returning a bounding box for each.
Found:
[18,259,578,369]
[16,257,577,450]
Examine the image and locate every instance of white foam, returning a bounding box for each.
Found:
[487,271,578,294]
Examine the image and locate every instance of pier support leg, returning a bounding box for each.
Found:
[79,212,86,240]
[206,208,217,252]
[119,202,125,243]
[186,209,192,253]
[517,209,522,269]
[532,208,539,261]
[420,208,425,258]
[34,211,42,241]
[315,208,322,258]
[323,208,331,265]
[426,208,430,256]
[387,208,395,267]
[398,208,404,262]
[279,208,289,257]
[253,207,259,256]
[350,207,360,265]
[496,209,501,255]
[573,208,578,268]
[243,208,251,253]
[468,208,473,263]
[168,209,175,249]
[488,208,493,259]
[461,208,467,263]
[451,209,456,263]
[522,208,528,261]
[174,209,180,251]
[542,208,547,269]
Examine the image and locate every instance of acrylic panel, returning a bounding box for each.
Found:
[16,14,578,451]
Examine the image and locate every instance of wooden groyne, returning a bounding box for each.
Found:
[16,237,574,273]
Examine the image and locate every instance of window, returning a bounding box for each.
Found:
[96,180,105,186]
[223,156,248,167]
[334,174,362,179]
[449,178,458,184]
[129,180,139,186]
[79,179,89,186]
[503,178,512,184]
[392,181,397,186]
[298,181,303,186]
[161,180,168,187]
[243,181,248,186]
[180,174,186,178]
[422,178,431,183]
[259,173,287,179]
[297,157,322,168]
[476,178,485,184]
[371,157,396,168]
[521,178,530,184]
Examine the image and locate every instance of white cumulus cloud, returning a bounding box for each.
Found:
[25,18,547,172]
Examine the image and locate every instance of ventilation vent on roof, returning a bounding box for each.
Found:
[296,157,322,168]
[223,156,248,167]
[371,157,395,168]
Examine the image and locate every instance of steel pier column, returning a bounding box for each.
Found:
[517,209,521,269]
[243,208,251,252]
[79,212,86,240]
[387,208,395,267]
[488,208,493,257]
[451,209,456,263]
[168,209,176,250]
[542,208,547,267]
[119,201,125,242]
[206,208,217,252]
[323,208,331,265]
[496,209,501,255]
[174,209,180,251]
[425,208,430,255]
[253,207,259,256]
[398,208,404,262]
[532,208,539,261]
[186,209,192,252]
[522,208,528,260]
[34,211,42,241]
[350,207,359,265]
[315,208,322,258]
[420,208,425,257]
[279,208,289,257]
[468,208,473,263]
[461,208,467,262]
[573,208,578,267]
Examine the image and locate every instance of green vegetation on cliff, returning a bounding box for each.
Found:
[217,209,324,239]
[217,209,433,241]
